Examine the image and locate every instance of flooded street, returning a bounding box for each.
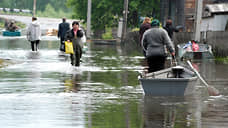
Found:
[0,35,228,128]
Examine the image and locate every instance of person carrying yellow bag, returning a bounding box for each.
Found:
[64,21,86,66]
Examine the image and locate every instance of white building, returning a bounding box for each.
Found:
[201,3,228,31]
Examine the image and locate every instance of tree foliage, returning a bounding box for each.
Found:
[0,0,69,11]
[36,3,72,18]
[67,0,160,31]
[0,0,72,18]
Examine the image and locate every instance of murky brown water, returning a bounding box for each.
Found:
[0,35,228,128]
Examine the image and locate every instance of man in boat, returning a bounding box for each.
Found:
[7,20,19,32]
[58,18,70,52]
[65,21,86,67]
[142,19,175,73]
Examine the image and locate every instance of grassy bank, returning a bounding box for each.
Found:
[0,11,32,17]
[216,57,228,64]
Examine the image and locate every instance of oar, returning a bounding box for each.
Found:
[187,60,219,96]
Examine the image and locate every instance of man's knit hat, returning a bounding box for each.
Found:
[151,19,160,27]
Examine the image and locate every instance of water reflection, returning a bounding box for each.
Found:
[143,96,202,128]
[63,74,81,93]
[84,99,144,128]
[26,51,41,59]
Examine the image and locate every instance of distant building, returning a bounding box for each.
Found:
[201,3,228,31]
[160,0,185,28]
[160,0,224,32]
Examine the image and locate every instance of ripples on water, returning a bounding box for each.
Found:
[0,36,227,128]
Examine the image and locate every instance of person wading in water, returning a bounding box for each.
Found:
[65,21,86,67]
[26,17,41,51]
[58,18,70,52]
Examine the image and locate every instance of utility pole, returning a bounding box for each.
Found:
[194,0,203,42]
[87,0,92,39]
[121,0,129,42]
[33,0,36,17]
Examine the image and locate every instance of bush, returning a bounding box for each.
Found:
[131,28,139,32]
[102,27,113,39]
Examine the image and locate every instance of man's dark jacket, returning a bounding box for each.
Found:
[139,23,151,42]
[58,22,70,40]
[163,24,178,39]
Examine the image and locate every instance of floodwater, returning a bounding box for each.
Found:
[0,35,228,128]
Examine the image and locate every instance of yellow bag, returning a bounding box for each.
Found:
[65,41,74,54]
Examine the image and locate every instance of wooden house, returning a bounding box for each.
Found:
[160,0,215,32]
[201,3,228,31]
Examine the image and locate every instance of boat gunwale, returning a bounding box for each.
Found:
[139,76,198,82]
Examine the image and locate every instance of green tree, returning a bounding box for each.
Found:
[128,0,160,27]
[37,4,56,17]
[67,0,123,31]
[67,0,160,31]
[37,3,72,18]
[0,0,72,17]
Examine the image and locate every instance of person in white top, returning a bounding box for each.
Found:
[26,17,41,51]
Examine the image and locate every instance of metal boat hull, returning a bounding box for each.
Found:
[139,77,197,96]
[139,66,198,96]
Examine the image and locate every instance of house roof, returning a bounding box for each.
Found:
[206,3,228,13]
[204,3,228,17]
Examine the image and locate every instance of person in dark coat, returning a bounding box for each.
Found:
[163,19,179,40]
[142,19,175,73]
[139,17,151,57]
[58,18,70,52]
[139,17,151,42]
[65,21,84,67]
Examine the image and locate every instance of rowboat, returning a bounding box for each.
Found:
[2,30,21,36]
[177,43,213,60]
[138,66,198,96]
